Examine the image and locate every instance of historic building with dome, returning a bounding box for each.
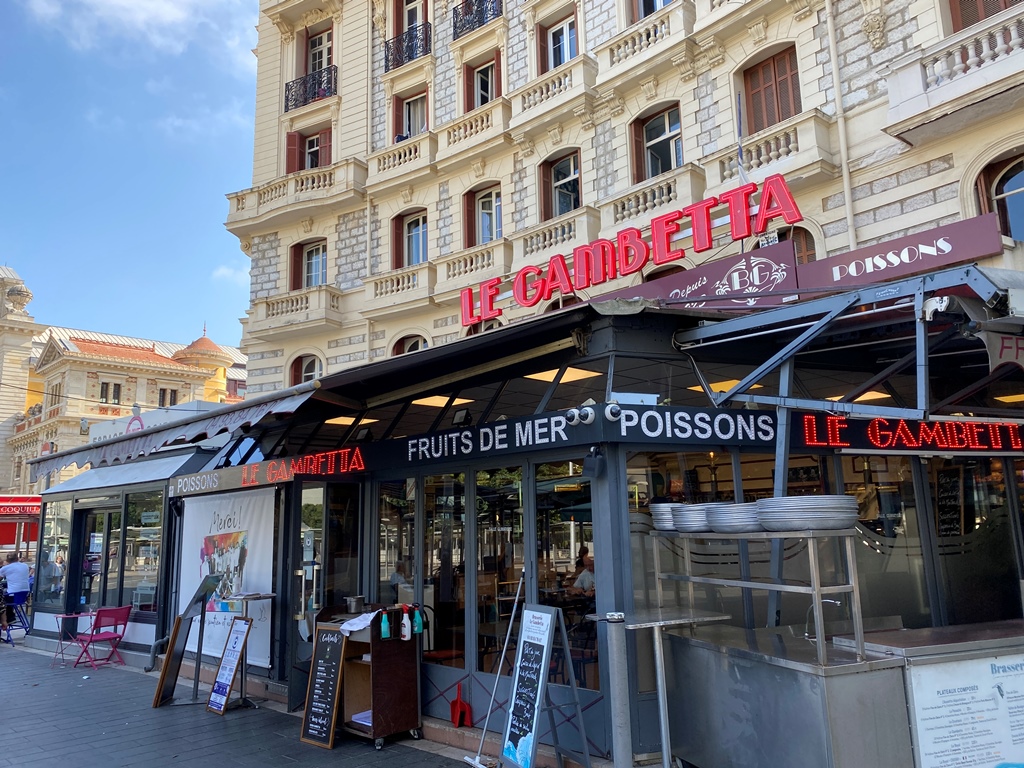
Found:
[0,267,246,494]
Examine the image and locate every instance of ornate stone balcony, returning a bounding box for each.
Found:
[510,206,601,266]
[881,6,1024,146]
[247,284,348,341]
[226,159,367,236]
[508,56,599,143]
[433,240,514,302]
[436,98,513,168]
[361,261,437,318]
[598,163,706,234]
[366,132,438,194]
[702,108,838,195]
[593,2,694,93]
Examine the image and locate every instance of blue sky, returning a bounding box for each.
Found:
[0,0,259,348]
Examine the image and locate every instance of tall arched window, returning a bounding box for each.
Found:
[393,335,428,355]
[978,155,1024,241]
[291,355,323,385]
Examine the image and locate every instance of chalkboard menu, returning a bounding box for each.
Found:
[501,606,556,768]
[300,624,346,749]
[207,617,252,715]
[936,467,964,538]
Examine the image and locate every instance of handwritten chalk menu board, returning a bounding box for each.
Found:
[300,624,346,748]
[502,606,557,768]
[207,617,252,715]
[935,467,964,537]
[908,652,1024,767]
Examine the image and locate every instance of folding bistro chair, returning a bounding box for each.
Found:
[74,605,132,670]
[3,591,30,644]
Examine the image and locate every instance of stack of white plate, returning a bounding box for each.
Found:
[705,502,763,533]
[650,503,676,531]
[757,495,860,531]
[629,512,654,534]
[672,504,711,533]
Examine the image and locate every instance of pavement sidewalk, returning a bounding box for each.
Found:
[1,641,474,768]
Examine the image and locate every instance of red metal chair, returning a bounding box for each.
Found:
[74,605,132,670]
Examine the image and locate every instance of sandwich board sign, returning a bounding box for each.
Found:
[501,606,556,768]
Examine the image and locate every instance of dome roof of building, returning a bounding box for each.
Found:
[172,331,234,365]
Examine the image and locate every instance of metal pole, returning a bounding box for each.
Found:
[604,612,634,768]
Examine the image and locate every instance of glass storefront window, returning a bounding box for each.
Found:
[124,491,162,612]
[37,499,71,610]
[535,460,598,689]
[423,473,465,668]
[476,466,523,675]
[378,479,414,603]
[102,510,123,607]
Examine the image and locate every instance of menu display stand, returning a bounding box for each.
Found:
[300,623,346,748]
[229,592,274,709]
[152,573,223,708]
[207,616,253,715]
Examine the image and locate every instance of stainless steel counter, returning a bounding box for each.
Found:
[833,618,1024,658]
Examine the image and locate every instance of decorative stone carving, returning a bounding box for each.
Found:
[401,185,414,204]
[525,8,536,37]
[5,285,31,314]
[372,0,387,42]
[640,77,658,101]
[241,239,252,254]
[862,11,885,49]
[787,0,817,20]
[513,133,535,156]
[747,17,769,45]
[472,159,486,178]
[548,123,563,145]
[574,105,595,130]
[300,9,330,28]
[301,217,314,234]
[269,15,294,44]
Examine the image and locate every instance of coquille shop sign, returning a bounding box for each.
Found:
[460,166,1003,325]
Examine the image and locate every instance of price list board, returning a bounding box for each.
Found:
[501,607,556,768]
[909,652,1024,767]
[300,624,346,748]
[207,617,253,715]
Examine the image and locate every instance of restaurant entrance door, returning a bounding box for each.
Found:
[72,508,120,612]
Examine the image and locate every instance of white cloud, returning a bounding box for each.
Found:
[212,263,249,287]
[155,99,250,140]
[21,0,256,72]
[84,106,125,132]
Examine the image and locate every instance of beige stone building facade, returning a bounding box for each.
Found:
[226,0,1024,393]
[0,268,247,494]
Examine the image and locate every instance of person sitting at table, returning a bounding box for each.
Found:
[567,556,595,598]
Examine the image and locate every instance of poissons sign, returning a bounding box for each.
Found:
[460,175,803,326]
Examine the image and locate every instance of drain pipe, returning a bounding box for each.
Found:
[824,0,858,251]
[145,635,169,673]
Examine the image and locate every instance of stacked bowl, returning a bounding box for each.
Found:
[757,494,860,531]
[650,503,676,531]
[630,512,654,534]
[672,503,711,533]
[705,502,763,533]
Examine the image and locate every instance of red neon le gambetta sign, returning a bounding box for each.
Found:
[460,174,803,326]
[798,413,1024,452]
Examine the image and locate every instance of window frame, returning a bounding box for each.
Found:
[404,212,429,266]
[286,128,332,174]
[743,46,802,135]
[547,16,577,71]
[303,242,328,287]
[636,0,672,20]
[403,93,428,138]
[308,29,333,73]
[541,151,582,221]
[633,105,683,183]
[950,0,1021,32]
[99,382,123,405]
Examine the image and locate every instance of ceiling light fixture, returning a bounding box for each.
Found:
[687,380,764,393]
[526,367,603,383]
[412,396,473,408]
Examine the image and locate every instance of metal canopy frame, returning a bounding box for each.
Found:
[673,266,1008,420]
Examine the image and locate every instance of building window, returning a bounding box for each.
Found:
[636,0,672,20]
[541,151,581,220]
[304,242,328,286]
[544,16,577,72]
[979,156,1024,241]
[756,226,818,264]
[951,0,1022,32]
[289,240,328,290]
[633,106,682,183]
[398,93,428,140]
[99,382,121,405]
[465,319,501,335]
[291,355,323,385]
[393,335,428,355]
[286,128,331,173]
[308,30,332,72]
[45,381,63,410]
[475,62,495,108]
[744,46,801,135]
[465,187,502,247]
[403,0,423,31]
[405,213,428,265]
[158,389,179,408]
[463,52,502,113]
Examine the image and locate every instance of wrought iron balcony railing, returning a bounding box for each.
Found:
[452,0,502,40]
[284,65,338,112]
[385,22,432,72]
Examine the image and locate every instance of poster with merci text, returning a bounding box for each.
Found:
[180,487,275,667]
